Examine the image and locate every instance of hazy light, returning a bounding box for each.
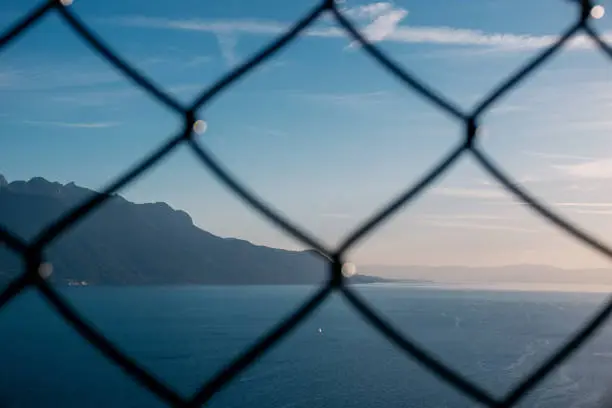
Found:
[193,120,207,134]
[591,5,605,19]
[38,263,53,279]
[60,0,73,6]
[341,262,357,277]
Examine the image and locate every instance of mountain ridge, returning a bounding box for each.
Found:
[358,263,612,285]
[0,175,389,286]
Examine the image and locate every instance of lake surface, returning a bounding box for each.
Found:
[1,284,612,408]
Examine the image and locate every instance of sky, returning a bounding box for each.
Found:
[2,0,612,269]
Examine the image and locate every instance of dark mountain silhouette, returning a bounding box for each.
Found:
[0,175,388,286]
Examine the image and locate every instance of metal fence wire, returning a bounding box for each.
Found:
[1,0,612,406]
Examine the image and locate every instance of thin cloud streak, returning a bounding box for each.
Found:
[554,158,612,179]
[421,219,539,233]
[293,90,394,109]
[319,212,353,219]
[522,151,594,161]
[22,120,121,129]
[432,187,506,199]
[106,15,612,51]
[421,214,506,221]
[573,209,612,215]
[52,83,206,106]
[556,202,612,215]
[556,202,612,208]
[0,61,122,92]
[51,87,139,107]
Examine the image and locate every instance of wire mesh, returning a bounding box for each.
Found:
[1,0,611,406]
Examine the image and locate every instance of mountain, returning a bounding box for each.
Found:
[358,264,612,285]
[0,175,387,286]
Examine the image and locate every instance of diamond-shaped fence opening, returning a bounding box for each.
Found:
[2,0,612,407]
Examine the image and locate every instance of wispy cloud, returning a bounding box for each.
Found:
[421,214,505,221]
[21,120,120,129]
[1,51,213,95]
[432,187,506,200]
[51,87,139,107]
[417,214,545,234]
[319,212,353,219]
[565,120,612,132]
[342,2,408,47]
[113,18,287,35]
[554,158,612,179]
[105,12,612,52]
[140,54,212,69]
[488,104,529,116]
[556,202,612,208]
[52,82,205,106]
[0,59,121,92]
[293,90,394,109]
[421,219,538,233]
[523,151,594,161]
[342,2,396,19]
[215,32,238,67]
[572,209,612,215]
[555,202,612,215]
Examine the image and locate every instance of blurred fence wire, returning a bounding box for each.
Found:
[1,0,612,406]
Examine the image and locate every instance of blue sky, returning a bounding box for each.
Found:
[3,0,612,269]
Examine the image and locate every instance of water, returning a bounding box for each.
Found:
[1,285,612,408]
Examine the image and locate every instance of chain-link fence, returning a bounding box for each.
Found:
[1,0,612,406]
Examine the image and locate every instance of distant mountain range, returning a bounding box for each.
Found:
[0,175,390,286]
[359,264,612,286]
